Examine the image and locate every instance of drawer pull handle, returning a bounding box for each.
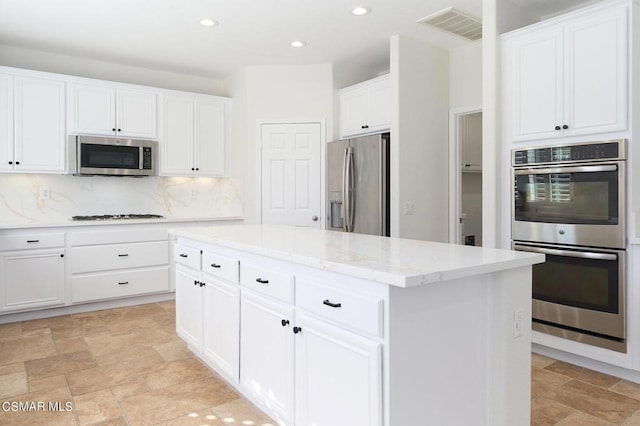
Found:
[211,263,221,268]
[281,319,290,327]
[118,281,129,285]
[256,278,269,284]
[194,280,199,286]
[293,326,302,334]
[323,299,342,308]
[179,254,188,258]
[26,239,40,243]
[118,254,129,257]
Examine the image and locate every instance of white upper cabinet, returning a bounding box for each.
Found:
[461,112,482,172]
[0,73,66,173]
[69,82,157,139]
[0,74,13,171]
[159,92,228,176]
[503,3,628,142]
[340,74,390,139]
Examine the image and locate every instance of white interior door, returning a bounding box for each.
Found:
[261,123,321,228]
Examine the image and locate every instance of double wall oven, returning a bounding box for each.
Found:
[512,140,627,352]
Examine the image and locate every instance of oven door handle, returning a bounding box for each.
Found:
[513,244,617,261]
[513,165,618,175]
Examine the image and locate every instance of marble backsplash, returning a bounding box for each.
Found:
[0,174,243,225]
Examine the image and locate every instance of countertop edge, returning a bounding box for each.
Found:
[0,216,244,230]
[170,227,545,288]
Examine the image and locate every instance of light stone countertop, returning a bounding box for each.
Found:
[171,224,545,288]
[0,216,243,230]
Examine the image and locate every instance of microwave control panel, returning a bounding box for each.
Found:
[142,147,153,170]
[513,140,625,166]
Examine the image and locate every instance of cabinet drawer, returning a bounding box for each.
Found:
[202,251,239,283]
[174,244,201,269]
[0,233,64,251]
[240,263,294,303]
[296,278,383,337]
[72,241,168,273]
[71,266,169,302]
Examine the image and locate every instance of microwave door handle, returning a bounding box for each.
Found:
[513,244,617,261]
[513,165,618,175]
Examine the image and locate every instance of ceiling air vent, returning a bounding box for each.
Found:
[417,7,482,41]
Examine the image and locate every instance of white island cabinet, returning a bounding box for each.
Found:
[170,224,544,426]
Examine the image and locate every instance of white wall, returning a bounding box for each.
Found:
[449,41,482,108]
[226,64,334,224]
[390,35,449,242]
[0,44,226,95]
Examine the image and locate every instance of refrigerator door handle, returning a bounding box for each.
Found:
[346,147,355,232]
[342,147,350,232]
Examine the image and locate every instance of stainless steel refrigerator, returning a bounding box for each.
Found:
[326,133,390,236]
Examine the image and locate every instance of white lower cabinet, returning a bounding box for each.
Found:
[175,243,241,381]
[175,263,204,351]
[174,240,385,425]
[1,249,65,311]
[0,233,66,312]
[69,229,169,303]
[240,290,295,424]
[202,277,240,381]
[294,313,382,426]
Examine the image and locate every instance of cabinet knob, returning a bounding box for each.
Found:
[15,161,19,165]
[199,282,205,287]
[60,254,64,258]
[195,168,199,171]
[112,128,116,132]
[117,129,121,132]
[191,167,195,171]
[465,164,470,167]
[562,124,569,130]
[8,161,12,165]
[293,326,302,334]
[281,319,290,327]
[555,125,561,131]
[194,280,199,286]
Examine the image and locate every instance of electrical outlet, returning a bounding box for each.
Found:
[39,186,50,200]
[403,201,415,215]
[513,309,524,338]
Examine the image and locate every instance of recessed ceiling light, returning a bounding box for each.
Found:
[290,40,306,48]
[200,18,218,27]
[351,6,370,16]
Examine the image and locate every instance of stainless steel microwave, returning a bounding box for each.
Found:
[68,135,157,176]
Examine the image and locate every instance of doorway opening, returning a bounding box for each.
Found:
[449,106,482,246]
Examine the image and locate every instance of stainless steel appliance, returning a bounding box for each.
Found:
[69,135,157,176]
[511,139,627,352]
[71,214,164,221]
[326,133,390,236]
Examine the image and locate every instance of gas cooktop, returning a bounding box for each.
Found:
[71,214,165,221]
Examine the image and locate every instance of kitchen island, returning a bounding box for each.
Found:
[170,224,544,426]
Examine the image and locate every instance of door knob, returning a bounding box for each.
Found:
[312,216,319,222]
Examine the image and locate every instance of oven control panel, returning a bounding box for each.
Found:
[513,140,625,166]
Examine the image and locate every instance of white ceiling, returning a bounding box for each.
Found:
[0,0,595,80]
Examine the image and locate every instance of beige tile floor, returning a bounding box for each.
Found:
[0,301,275,426]
[3,302,640,425]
